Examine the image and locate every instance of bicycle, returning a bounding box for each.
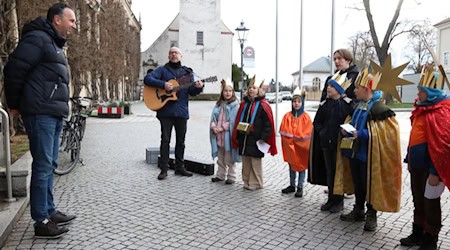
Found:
[54,96,92,175]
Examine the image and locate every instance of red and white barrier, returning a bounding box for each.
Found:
[97,106,124,118]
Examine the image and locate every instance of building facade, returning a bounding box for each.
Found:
[291,57,331,99]
[435,18,450,73]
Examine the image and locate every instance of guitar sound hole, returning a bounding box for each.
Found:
[156,89,174,102]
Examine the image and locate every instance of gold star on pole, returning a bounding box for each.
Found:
[370,54,414,103]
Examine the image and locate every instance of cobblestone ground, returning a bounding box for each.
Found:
[2,101,450,250]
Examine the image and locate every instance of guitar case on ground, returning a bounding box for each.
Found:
[158,154,214,176]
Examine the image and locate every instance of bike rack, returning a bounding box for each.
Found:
[0,105,16,202]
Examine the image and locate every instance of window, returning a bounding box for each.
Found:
[444,52,449,66]
[312,77,321,91]
[170,40,178,47]
[196,31,204,45]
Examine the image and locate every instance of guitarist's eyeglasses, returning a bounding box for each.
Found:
[169,51,181,55]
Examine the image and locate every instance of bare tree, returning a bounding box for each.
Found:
[3,0,141,105]
[363,0,409,66]
[348,31,377,70]
[406,20,435,73]
[362,0,417,103]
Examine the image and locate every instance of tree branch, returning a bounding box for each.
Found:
[382,0,404,50]
[363,0,381,50]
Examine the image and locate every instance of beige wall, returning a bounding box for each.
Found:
[436,21,450,72]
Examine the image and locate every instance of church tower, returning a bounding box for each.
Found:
[140,0,233,94]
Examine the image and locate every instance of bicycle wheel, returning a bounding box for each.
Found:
[54,129,81,175]
[78,116,87,141]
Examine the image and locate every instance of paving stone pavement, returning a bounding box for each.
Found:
[2,101,450,250]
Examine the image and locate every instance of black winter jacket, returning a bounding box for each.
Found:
[236,96,272,158]
[313,98,354,150]
[4,17,70,118]
[320,64,359,101]
[144,62,203,119]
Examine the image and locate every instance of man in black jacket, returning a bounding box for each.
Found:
[4,3,77,239]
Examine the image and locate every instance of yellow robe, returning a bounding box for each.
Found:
[334,116,402,212]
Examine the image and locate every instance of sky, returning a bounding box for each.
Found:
[131,0,449,85]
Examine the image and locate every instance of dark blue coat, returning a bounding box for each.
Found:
[313,98,354,150]
[144,63,203,119]
[4,17,70,118]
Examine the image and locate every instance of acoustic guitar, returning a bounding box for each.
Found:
[143,76,217,111]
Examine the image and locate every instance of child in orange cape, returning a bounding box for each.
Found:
[279,87,312,197]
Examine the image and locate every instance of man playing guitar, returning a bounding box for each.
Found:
[144,47,204,180]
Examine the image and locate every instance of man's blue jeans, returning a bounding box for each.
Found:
[23,115,63,223]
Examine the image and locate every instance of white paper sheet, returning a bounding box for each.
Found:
[256,140,270,154]
[340,123,357,133]
[424,180,446,199]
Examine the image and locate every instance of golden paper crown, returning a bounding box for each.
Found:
[355,68,382,90]
[330,71,352,91]
[292,86,306,98]
[248,75,263,88]
[220,79,234,89]
[418,65,449,90]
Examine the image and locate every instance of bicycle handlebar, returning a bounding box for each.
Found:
[70,96,93,100]
[70,96,93,111]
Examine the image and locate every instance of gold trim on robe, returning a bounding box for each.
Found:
[334,116,402,212]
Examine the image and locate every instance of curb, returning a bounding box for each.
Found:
[0,151,31,248]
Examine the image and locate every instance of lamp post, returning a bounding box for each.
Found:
[235,21,249,100]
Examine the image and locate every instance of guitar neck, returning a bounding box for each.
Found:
[173,78,211,91]
[173,81,196,92]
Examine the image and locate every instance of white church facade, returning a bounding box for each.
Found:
[140,0,233,93]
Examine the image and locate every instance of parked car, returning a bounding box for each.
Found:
[281,91,293,100]
[265,92,283,103]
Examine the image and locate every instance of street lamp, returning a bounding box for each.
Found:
[235,21,249,100]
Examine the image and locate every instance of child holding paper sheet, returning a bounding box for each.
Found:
[309,72,354,210]
[279,87,313,197]
[400,65,450,250]
[231,76,277,190]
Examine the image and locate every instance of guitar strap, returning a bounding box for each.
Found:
[164,65,192,85]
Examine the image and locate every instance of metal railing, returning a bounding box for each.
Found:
[0,105,16,202]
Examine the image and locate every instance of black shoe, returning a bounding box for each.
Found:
[211,177,224,182]
[157,169,168,180]
[225,179,235,185]
[400,223,424,246]
[49,211,76,226]
[340,205,365,222]
[294,187,303,197]
[320,200,333,211]
[281,186,296,194]
[35,219,69,239]
[175,167,193,177]
[418,233,438,250]
[329,202,344,213]
[363,210,378,231]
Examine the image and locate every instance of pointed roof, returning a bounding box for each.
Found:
[434,17,450,27]
[291,56,331,75]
